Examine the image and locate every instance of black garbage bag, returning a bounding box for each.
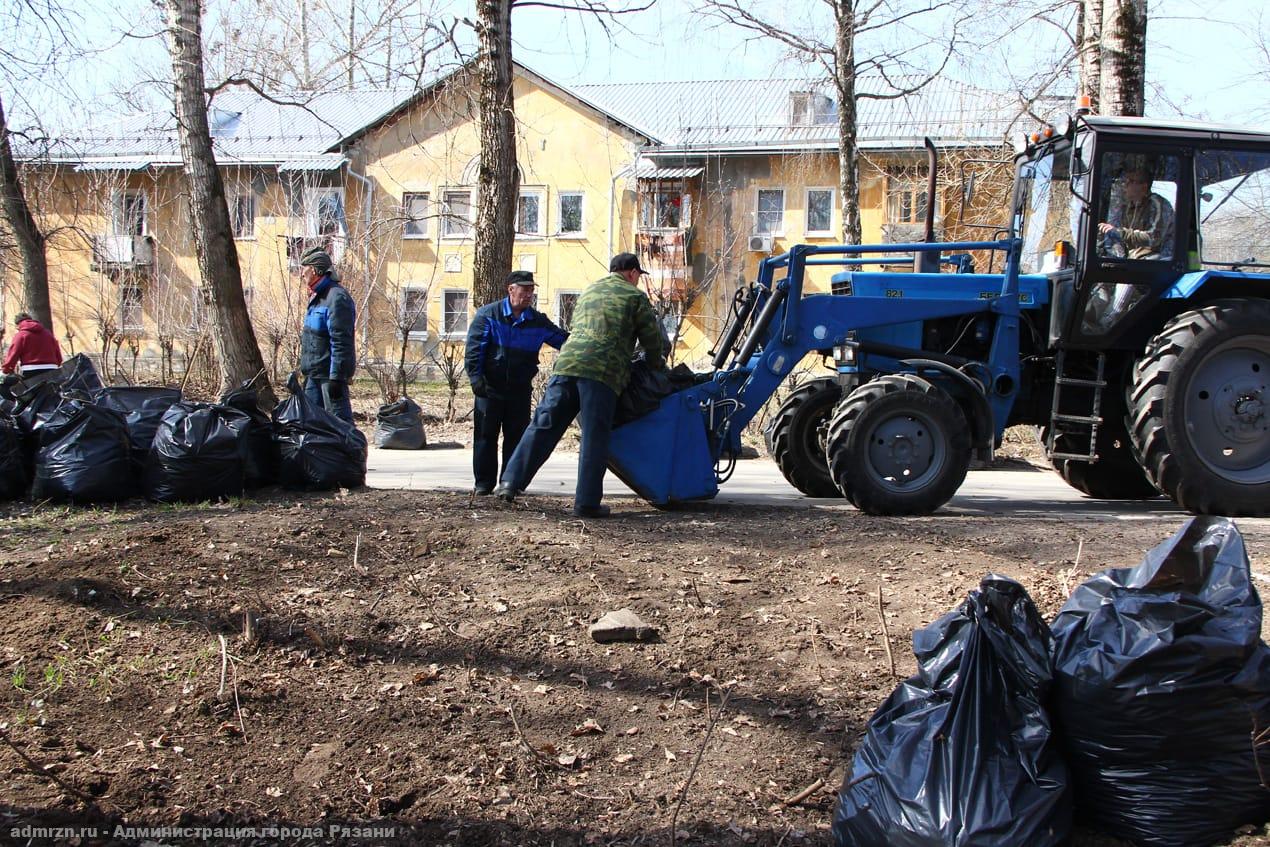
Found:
[0,414,28,500]
[53,353,104,393]
[144,402,251,503]
[272,374,366,491]
[220,382,277,488]
[92,386,182,477]
[615,360,698,427]
[834,575,1070,847]
[31,399,132,503]
[374,397,426,449]
[1052,516,1270,847]
[13,379,68,435]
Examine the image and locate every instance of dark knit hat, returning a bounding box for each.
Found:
[299,246,333,274]
[506,270,536,287]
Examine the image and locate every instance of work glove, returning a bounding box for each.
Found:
[321,379,347,406]
[471,377,488,399]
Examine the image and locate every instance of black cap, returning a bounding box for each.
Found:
[506,270,536,287]
[609,252,646,274]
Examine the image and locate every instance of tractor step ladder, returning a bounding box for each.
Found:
[1047,351,1106,462]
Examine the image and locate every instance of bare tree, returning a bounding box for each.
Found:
[470,0,519,308]
[162,0,276,405]
[0,93,51,330]
[1099,0,1146,116]
[1078,0,1103,112]
[703,0,968,243]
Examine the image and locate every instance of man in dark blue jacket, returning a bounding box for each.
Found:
[465,270,567,495]
[298,247,356,423]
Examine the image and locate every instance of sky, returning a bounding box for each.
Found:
[3,0,1267,131]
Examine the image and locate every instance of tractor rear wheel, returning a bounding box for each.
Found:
[1128,298,1270,515]
[825,374,971,515]
[765,378,842,497]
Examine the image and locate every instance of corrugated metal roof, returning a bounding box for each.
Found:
[636,164,704,179]
[74,158,153,172]
[277,155,347,172]
[577,76,1058,152]
[28,88,410,165]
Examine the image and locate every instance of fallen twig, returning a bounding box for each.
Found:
[0,726,98,806]
[670,686,731,847]
[876,585,896,678]
[217,634,229,700]
[506,703,561,770]
[368,589,387,615]
[782,777,825,806]
[353,533,362,570]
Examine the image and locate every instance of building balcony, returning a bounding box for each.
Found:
[91,234,153,271]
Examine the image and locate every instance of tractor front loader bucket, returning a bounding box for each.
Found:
[607,383,722,507]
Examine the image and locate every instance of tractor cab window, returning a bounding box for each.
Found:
[1196,149,1270,268]
[1017,149,1079,274]
[1095,152,1179,261]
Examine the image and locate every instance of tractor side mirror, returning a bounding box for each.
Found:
[957,159,1009,229]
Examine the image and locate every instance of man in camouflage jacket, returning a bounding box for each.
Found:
[496,253,667,517]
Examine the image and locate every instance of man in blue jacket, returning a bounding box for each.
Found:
[465,270,567,495]
[298,247,356,423]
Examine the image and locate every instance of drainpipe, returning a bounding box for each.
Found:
[609,142,648,256]
[345,158,375,349]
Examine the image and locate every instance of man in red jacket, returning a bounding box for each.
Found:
[2,313,63,387]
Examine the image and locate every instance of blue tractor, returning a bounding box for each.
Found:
[608,115,1270,516]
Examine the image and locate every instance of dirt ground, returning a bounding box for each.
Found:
[2,483,1270,846]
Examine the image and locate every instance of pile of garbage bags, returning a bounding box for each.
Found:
[1,358,370,503]
[835,515,1270,847]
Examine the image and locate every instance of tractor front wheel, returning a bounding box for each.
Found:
[1129,298,1270,515]
[765,378,842,497]
[825,374,971,515]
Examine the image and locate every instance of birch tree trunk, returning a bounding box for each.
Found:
[472,0,518,307]
[1100,0,1147,116]
[834,0,862,244]
[163,0,276,406]
[0,93,53,331]
[1079,0,1103,112]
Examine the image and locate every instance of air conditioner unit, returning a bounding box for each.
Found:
[748,233,774,252]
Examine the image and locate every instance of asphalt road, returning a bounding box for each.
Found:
[365,444,1205,520]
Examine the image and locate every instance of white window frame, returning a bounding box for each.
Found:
[119,282,144,332]
[516,187,546,238]
[399,285,430,340]
[441,288,470,337]
[755,187,786,236]
[555,289,581,330]
[805,187,835,237]
[440,188,474,240]
[639,186,691,230]
[230,192,256,240]
[885,169,929,225]
[557,191,585,238]
[304,187,347,238]
[111,189,148,236]
[402,191,430,239]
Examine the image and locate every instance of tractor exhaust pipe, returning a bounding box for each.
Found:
[915,137,940,273]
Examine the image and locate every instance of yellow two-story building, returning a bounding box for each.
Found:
[5,62,1035,384]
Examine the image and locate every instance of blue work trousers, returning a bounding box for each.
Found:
[304,376,354,424]
[473,386,532,491]
[500,375,617,510]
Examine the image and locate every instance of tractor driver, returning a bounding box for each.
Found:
[1097,158,1175,261]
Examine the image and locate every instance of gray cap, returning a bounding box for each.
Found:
[299,246,333,274]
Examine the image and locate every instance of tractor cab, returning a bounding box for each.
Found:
[1014,116,1270,353]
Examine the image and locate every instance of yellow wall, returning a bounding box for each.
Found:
[353,70,645,361]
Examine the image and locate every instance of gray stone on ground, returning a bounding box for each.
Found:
[589,608,659,643]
